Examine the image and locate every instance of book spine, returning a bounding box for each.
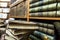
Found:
[29,35,40,40]
[33,31,54,40]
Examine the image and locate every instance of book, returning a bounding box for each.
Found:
[29,35,40,40]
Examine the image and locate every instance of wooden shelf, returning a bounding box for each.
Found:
[10,0,60,21]
[9,16,27,18]
[30,17,60,20]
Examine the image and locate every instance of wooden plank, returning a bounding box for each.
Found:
[27,0,30,22]
[9,16,27,18]
[30,17,60,20]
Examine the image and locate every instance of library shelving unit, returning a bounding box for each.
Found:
[9,0,60,40]
[9,0,60,22]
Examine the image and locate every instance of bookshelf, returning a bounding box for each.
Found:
[8,0,60,40]
[9,0,60,21]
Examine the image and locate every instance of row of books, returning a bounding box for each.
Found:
[30,0,60,7]
[29,31,54,40]
[30,0,60,17]
[30,11,60,17]
[30,3,60,12]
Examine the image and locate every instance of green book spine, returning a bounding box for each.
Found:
[30,0,57,8]
[33,31,54,40]
[29,35,40,40]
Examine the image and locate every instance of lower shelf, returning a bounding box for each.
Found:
[30,17,60,20]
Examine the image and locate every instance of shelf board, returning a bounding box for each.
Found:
[30,17,60,20]
[9,16,27,18]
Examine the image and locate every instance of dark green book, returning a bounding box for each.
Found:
[29,35,41,40]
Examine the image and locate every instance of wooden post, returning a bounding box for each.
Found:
[27,0,30,22]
